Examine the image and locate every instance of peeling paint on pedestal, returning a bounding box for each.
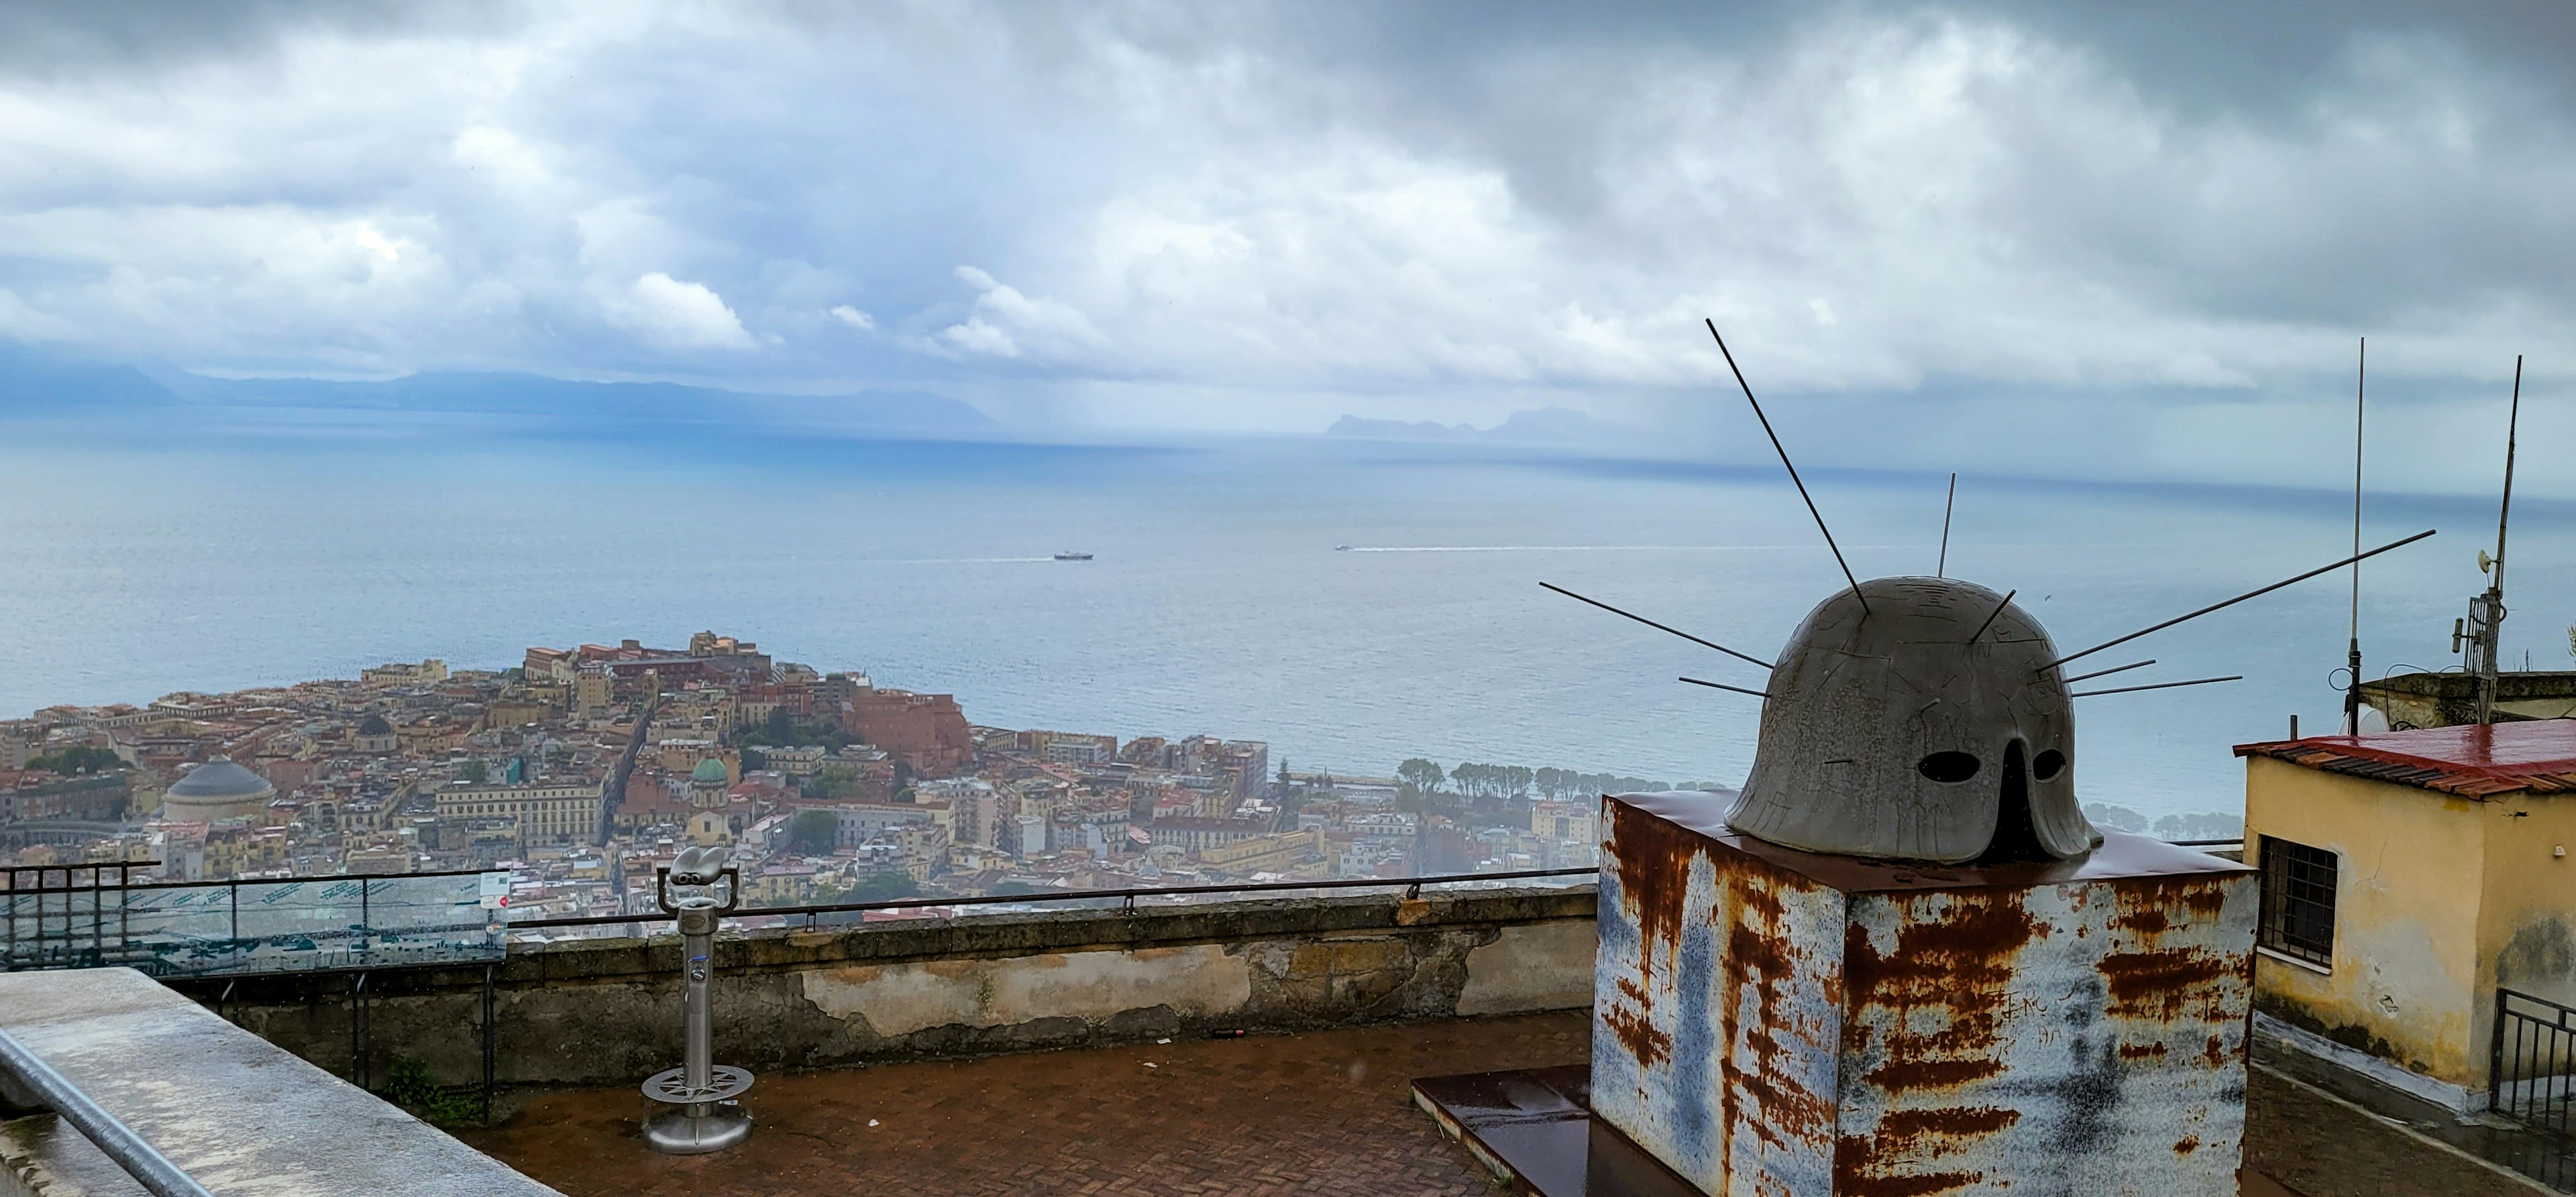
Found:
[1594,792,2258,1197]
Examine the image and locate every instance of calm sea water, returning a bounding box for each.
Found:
[3,405,2567,821]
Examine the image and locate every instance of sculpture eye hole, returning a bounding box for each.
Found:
[1917,752,1981,783]
[2033,750,2066,781]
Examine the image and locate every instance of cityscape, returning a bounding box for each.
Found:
[0,4,2548,1194]
[0,630,1723,920]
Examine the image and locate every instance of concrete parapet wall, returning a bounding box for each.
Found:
[174,886,1597,1102]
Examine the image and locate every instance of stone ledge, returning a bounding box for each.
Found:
[0,969,559,1197]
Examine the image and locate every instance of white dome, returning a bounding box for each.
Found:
[163,758,275,819]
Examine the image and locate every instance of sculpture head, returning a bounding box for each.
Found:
[1724,576,2099,864]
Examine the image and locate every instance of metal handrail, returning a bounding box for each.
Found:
[508,838,2245,932]
[510,865,1600,930]
[0,1024,214,1197]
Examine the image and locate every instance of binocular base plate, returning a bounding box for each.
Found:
[643,1065,755,1106]
[643,1100,753,1155]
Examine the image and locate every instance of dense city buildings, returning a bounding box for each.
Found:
[0,631,1602,917]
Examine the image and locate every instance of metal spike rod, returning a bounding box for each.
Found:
[1937,471,1957,578]
[1680,676,1770,698]
[2037,528,2437,673]
[1706,319,1868,615]
[2071,675,2243,699]
[2061,659,2155,685]
[1540,581,1773,670]
[1968,589,2017,642]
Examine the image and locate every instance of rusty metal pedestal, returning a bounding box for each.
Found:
[1584,791,2261,1196]
[1410,1064,2308,1197]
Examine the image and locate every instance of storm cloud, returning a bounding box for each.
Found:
[1,1,2571,483]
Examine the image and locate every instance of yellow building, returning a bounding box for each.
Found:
[1197,827,1326,876]
[435,779,604,849]
[2239,722,2576,1114]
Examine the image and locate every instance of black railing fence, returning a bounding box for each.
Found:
[2494,988,2576,1139]
[508,865,1602,932]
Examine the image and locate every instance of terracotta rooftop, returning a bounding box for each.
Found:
[2235,720,2576,797]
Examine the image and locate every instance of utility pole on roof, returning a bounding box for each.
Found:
[2461,355,2522,726]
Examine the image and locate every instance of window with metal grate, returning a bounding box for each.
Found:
[2257,834,2337,967]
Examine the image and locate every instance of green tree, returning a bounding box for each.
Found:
[1396,758,1445,795]
[843,872,920,903]
[809,764,859,800]
[740,745,768,771]
[458,758,488,784]
[786,808,841,856]
[27,746,123,775]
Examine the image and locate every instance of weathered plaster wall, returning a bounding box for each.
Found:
[2243,756,2486,1088]
[2478,793,2576,1045]
[175,887,1595,1104]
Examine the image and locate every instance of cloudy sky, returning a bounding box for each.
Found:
[3,1,2573,485]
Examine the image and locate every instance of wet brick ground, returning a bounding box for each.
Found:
[466,1012,1591,1196]
[466,1011,2530,1196]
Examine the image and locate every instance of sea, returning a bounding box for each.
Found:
[4,403,2568,823]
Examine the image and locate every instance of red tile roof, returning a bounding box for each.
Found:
[2235,720,2576,797]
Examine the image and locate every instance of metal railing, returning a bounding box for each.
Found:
[508,839,2247,934]
[0,1023,213,1197]
[2493,987,2576,1139]
[3,866,505,976]
[511,865,1601,931]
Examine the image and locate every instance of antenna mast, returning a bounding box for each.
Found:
[2463,355,2523,725]
[2344,339,2365,735]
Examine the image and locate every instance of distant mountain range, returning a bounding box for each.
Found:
[1327,405,1650,449]
[0,343,996,436]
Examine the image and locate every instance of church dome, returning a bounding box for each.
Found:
[357,714,394,737]
[164,758,277,820]
[691,757,730,785]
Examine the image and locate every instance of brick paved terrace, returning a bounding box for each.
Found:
[464,1011,2538,1197]
[467,1011,1590,1196]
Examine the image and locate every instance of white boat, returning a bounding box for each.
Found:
[1053,551,1093,561]
[1334,545,1352,551]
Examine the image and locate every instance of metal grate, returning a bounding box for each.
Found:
[2494,988,2576,1147]
[2257,835,2337,967]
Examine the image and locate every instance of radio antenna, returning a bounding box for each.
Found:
[2344,337,2366,734]
[2038,528,2436,673]
[1706,319,1868,615]
[1937,472,1957,577]
[2472,355,2524,725]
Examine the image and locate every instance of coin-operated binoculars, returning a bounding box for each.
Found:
[642,846,754,1154]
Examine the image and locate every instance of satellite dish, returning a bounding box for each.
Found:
[2480,549,2495,573]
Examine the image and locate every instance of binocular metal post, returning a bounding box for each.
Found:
[642,852,754,1154]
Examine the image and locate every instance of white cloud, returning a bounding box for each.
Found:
[600,272,757,350]
[0,3,2568,477]
[934,266,1108,361]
